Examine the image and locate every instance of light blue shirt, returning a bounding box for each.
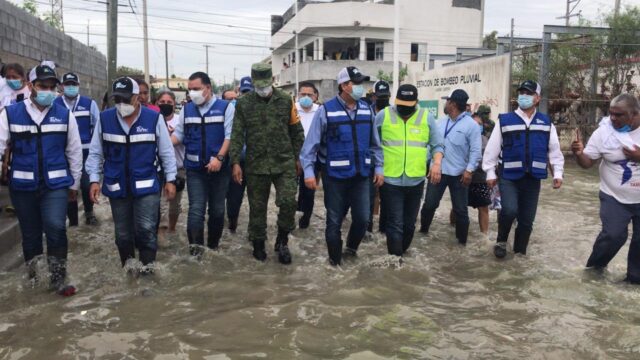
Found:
[440,112,482,176]
[85,107,178,183]
[375,106,444,187]
[172,96,235,143]
[63,95,100,126]
[300,95,383,179]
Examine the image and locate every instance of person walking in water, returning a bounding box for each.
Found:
[572,94,640,284]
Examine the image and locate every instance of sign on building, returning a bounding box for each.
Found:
[412,54,510,119]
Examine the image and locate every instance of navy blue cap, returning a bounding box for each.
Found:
[239,76,254,93]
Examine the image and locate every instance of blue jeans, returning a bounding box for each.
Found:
[187,167,230,246]
[420,174,470,244]
[226,161,246,221]
[67,150,93,222]
[110,192,161,266]
[587,191,640,283]
[383,182,424,256]
[11,187,69,263]
[322,173,370,264]
[497,175,540,254]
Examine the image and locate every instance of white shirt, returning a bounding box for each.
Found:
[296,102,319,137]
[482,108,564,181]
[0,98,83,190]
[165,115,185,169]
[584,117,640,204]
[0,86,31,112]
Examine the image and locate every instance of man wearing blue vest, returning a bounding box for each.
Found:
[300,66,384,266]
[54,72,100,227]
[0,64,82,296]
[86,77,177,274]
[171,72,234,257]
[419,89,482,245]
[482,80,564,258]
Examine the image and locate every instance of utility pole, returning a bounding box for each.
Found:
[165,40,169,88]
[508,18,514,103]
[392,0,400,97]
[615,0,621,16]
[233,67,237,87]
[142,0,150,84]
[203,45,211,75]
[86,19,89,46]
[294,0,299,97]
[106,0,118,92]
[557,0,581,26]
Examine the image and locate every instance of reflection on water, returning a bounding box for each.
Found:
[1,164,639,359]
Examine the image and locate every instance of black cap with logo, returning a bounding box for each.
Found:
[61,72,80,84]
[373,80,391,97]
[394,84,419,107]
[29,65,59,84]
[441,89,469,105]
[111,77,140,99]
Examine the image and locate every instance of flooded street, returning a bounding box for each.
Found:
[1,164,639,359]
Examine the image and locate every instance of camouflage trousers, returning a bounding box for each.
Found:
[245,167,297,243]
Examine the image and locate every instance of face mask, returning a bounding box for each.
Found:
[63,85,79,98]
[517,94,535,110]
[189,90,206,105]
[158,103,174,117]
[256,86,273,98]
[615,124,632,133]
[7,79,22,90]
[231,99,237,106]
[396,105,416,118]
[375,98,389,110]
[299,96,313,108]
[34,90,56,107]
[350,84,364,101]
[116,103,136,117]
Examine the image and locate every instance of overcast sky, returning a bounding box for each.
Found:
[14,0,640,83]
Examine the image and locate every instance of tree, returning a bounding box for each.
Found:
[171,74,176,79]
[603,6,640,96]
[21,0,37,16]
[116,66,144,78]
[42,12,62,30]
[483,31,498,50]
[376,66,409,83]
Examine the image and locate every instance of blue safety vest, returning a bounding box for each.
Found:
[54,95,94,149]
[182,99,229,170]
[5,101,74,191]
[499,111,552,180]
[323,96,373,179]
[100,107,160,198]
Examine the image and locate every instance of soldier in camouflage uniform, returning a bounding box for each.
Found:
[229,63,305,264]
[477,105,495,136]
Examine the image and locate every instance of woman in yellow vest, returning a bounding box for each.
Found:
[377,85,444,256]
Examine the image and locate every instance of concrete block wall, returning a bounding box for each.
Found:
[0,0,107,102]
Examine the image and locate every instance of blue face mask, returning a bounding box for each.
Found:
[63,85,79,98]
[299,96,313,108]
[615,124,632,133]
[34,90,56,107]
[7,79,22,90]
[350,84,364,101]
[231,99,237,106]
[517,94,535,110]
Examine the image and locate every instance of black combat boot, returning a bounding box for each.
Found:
[253,240,267,262]
[274,228,292,265]
[513,228,532,255]
[187,229,205,258]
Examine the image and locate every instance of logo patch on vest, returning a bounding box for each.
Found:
[410,129,421,134]
[77,106,86,110]
[136,125,150,133]
[49,117,63,123]
[535,119,545,124]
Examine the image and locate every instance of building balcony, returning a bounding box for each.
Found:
[276,59,394,86]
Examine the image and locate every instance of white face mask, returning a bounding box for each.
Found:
[255,86,273,98]
[189,90,206,105]
[116,103,136,117]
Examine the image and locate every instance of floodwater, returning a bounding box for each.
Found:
[1,164,639,359]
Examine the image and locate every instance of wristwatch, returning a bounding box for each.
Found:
[216,154,225,162]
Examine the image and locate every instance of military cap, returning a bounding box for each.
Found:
[251,63,273,88]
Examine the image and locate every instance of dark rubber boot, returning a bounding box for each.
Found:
[85,211,99,226]
[274,228,292,265]
[513,228,532,255]
[402,232,414,253]
[328,240,343,266]
[456,221,469,245]
[253,240,267,262]
[67,201,79,227]
[47,248,68,291]
[298,213,311,229]
[494,220,512,259]
[207,220,223,250]
[117,244,136,267]
[188,229,205,258]
[228,217,238,232]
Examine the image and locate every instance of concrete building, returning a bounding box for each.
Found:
[270,0,485,100]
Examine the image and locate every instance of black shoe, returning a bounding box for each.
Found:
[228,217,238,232]
[253,241,267,262]
[343,247,357,259]
[494,242,507,259]
[85,212,99,226]
[298,214,311,229]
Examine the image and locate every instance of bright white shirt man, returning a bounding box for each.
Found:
[482,80,564,259]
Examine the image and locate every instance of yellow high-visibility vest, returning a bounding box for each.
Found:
[381,107,430,178]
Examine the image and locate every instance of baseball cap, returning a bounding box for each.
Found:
[61,72,80,85]
[111,77,140,99]
[395,84,418,107]
[373,80,391,97]
[441,89,469,105]
[239,76,254,93]
[337,66,370,84]
[477,105,491,115]
[29,65,59,84]
[517,80,541,95]
[251,63,273,88]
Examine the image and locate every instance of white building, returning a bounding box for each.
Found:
[270,0,485,100]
